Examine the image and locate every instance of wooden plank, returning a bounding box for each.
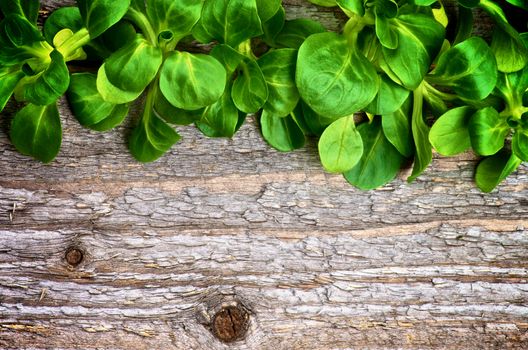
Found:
[1,1,527,349]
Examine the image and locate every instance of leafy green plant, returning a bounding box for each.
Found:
[0,0,130,162]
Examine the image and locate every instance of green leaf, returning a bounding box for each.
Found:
[256,0,282,22]
[475,151,522,192]
[200,0,263,47]
[382,96,413,157]
[103,36,162,95]
[480,0,528,73]
[258,48,299,116]
[0,68,25,112]
[10,102,61,163]
[67,73,128,131]
[261,6,285,46]
[0,14,44,50]
[365,74,410,115]
[300,101,334,136]
[427,37,497,100]
[0,0,39,23]
[196,83,240,138]
[96,63,144,104]
[261,110,306,152]
[23,50,69,106]
[512,131,528,161]
[146,0,203,41]
[297,32,379,119]
[77,0,131,39]
[210,44,246,76]
[232,59,268,114]
[309,0,338,6]
[429,106,473,156]
[336,0,365,16]
[43,7,83,43]
[506,0,528,10]
[318,115,364,173]
[274,18,326,49]
[381,13,445,90]
[154,91,203,125]
[495,66,528,103]
[159,51,226,110]
[468,107,509,156]
[129,97,181,162]
[408,87,432,182]
[344,118,405,190]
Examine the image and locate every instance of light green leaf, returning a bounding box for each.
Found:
[297,32,379,119]
[10,102,61,163]
[344,118,405,190]
[23,50,69,106]
[468,107,510,156]
[103,36,163,95]
[146,0,203,41]
[318,115,364,173]
[429,106,473,156]
[200,0,263,47]
[159,51,226,110]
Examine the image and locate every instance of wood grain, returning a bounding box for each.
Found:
[1,1,527,349]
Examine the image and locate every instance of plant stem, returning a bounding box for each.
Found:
[126,8,157,45]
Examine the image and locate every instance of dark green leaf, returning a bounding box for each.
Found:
[232,59,268,114]
[24,50,69,106]
[408,88,432,182]
[512,131,528,161]
[210,44,246,76]
[0,0,39,23]
[77,0,131,39]
[256,0,282,22]
[427,37,497,100]
[381,13,445,90]
[43,7,83,43]
[274,18,326,49]
[261,110,306,152]
[382,96,413,157]
[10,102,61,163]
[196,83,240,138]
[365,74,410,115]
[475,151,522,192]
[154,90,203,125]
[129,101,181,162]
[0,68,25,112]
[259,48,299,116]
[344,118,405,190]
[67,73,128,131]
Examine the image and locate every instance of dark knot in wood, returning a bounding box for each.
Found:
[65,247,84,267]
[212,305,250,343]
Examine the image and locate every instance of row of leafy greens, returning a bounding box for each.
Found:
[0,0,526,193]
[279,0,526,192]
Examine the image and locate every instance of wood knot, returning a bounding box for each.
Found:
[212,305,250,343]
[65,247,84,267]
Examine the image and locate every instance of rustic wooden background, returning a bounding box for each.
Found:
[1,1,527,349]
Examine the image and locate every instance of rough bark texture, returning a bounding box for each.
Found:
[0,1,527,350]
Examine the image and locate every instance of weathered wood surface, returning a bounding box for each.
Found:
[1,1,527,349]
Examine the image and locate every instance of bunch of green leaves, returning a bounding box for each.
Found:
[430,0,528,192]
[0,0,130,162]
[293,0,448,189]
[192,0,326,153]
